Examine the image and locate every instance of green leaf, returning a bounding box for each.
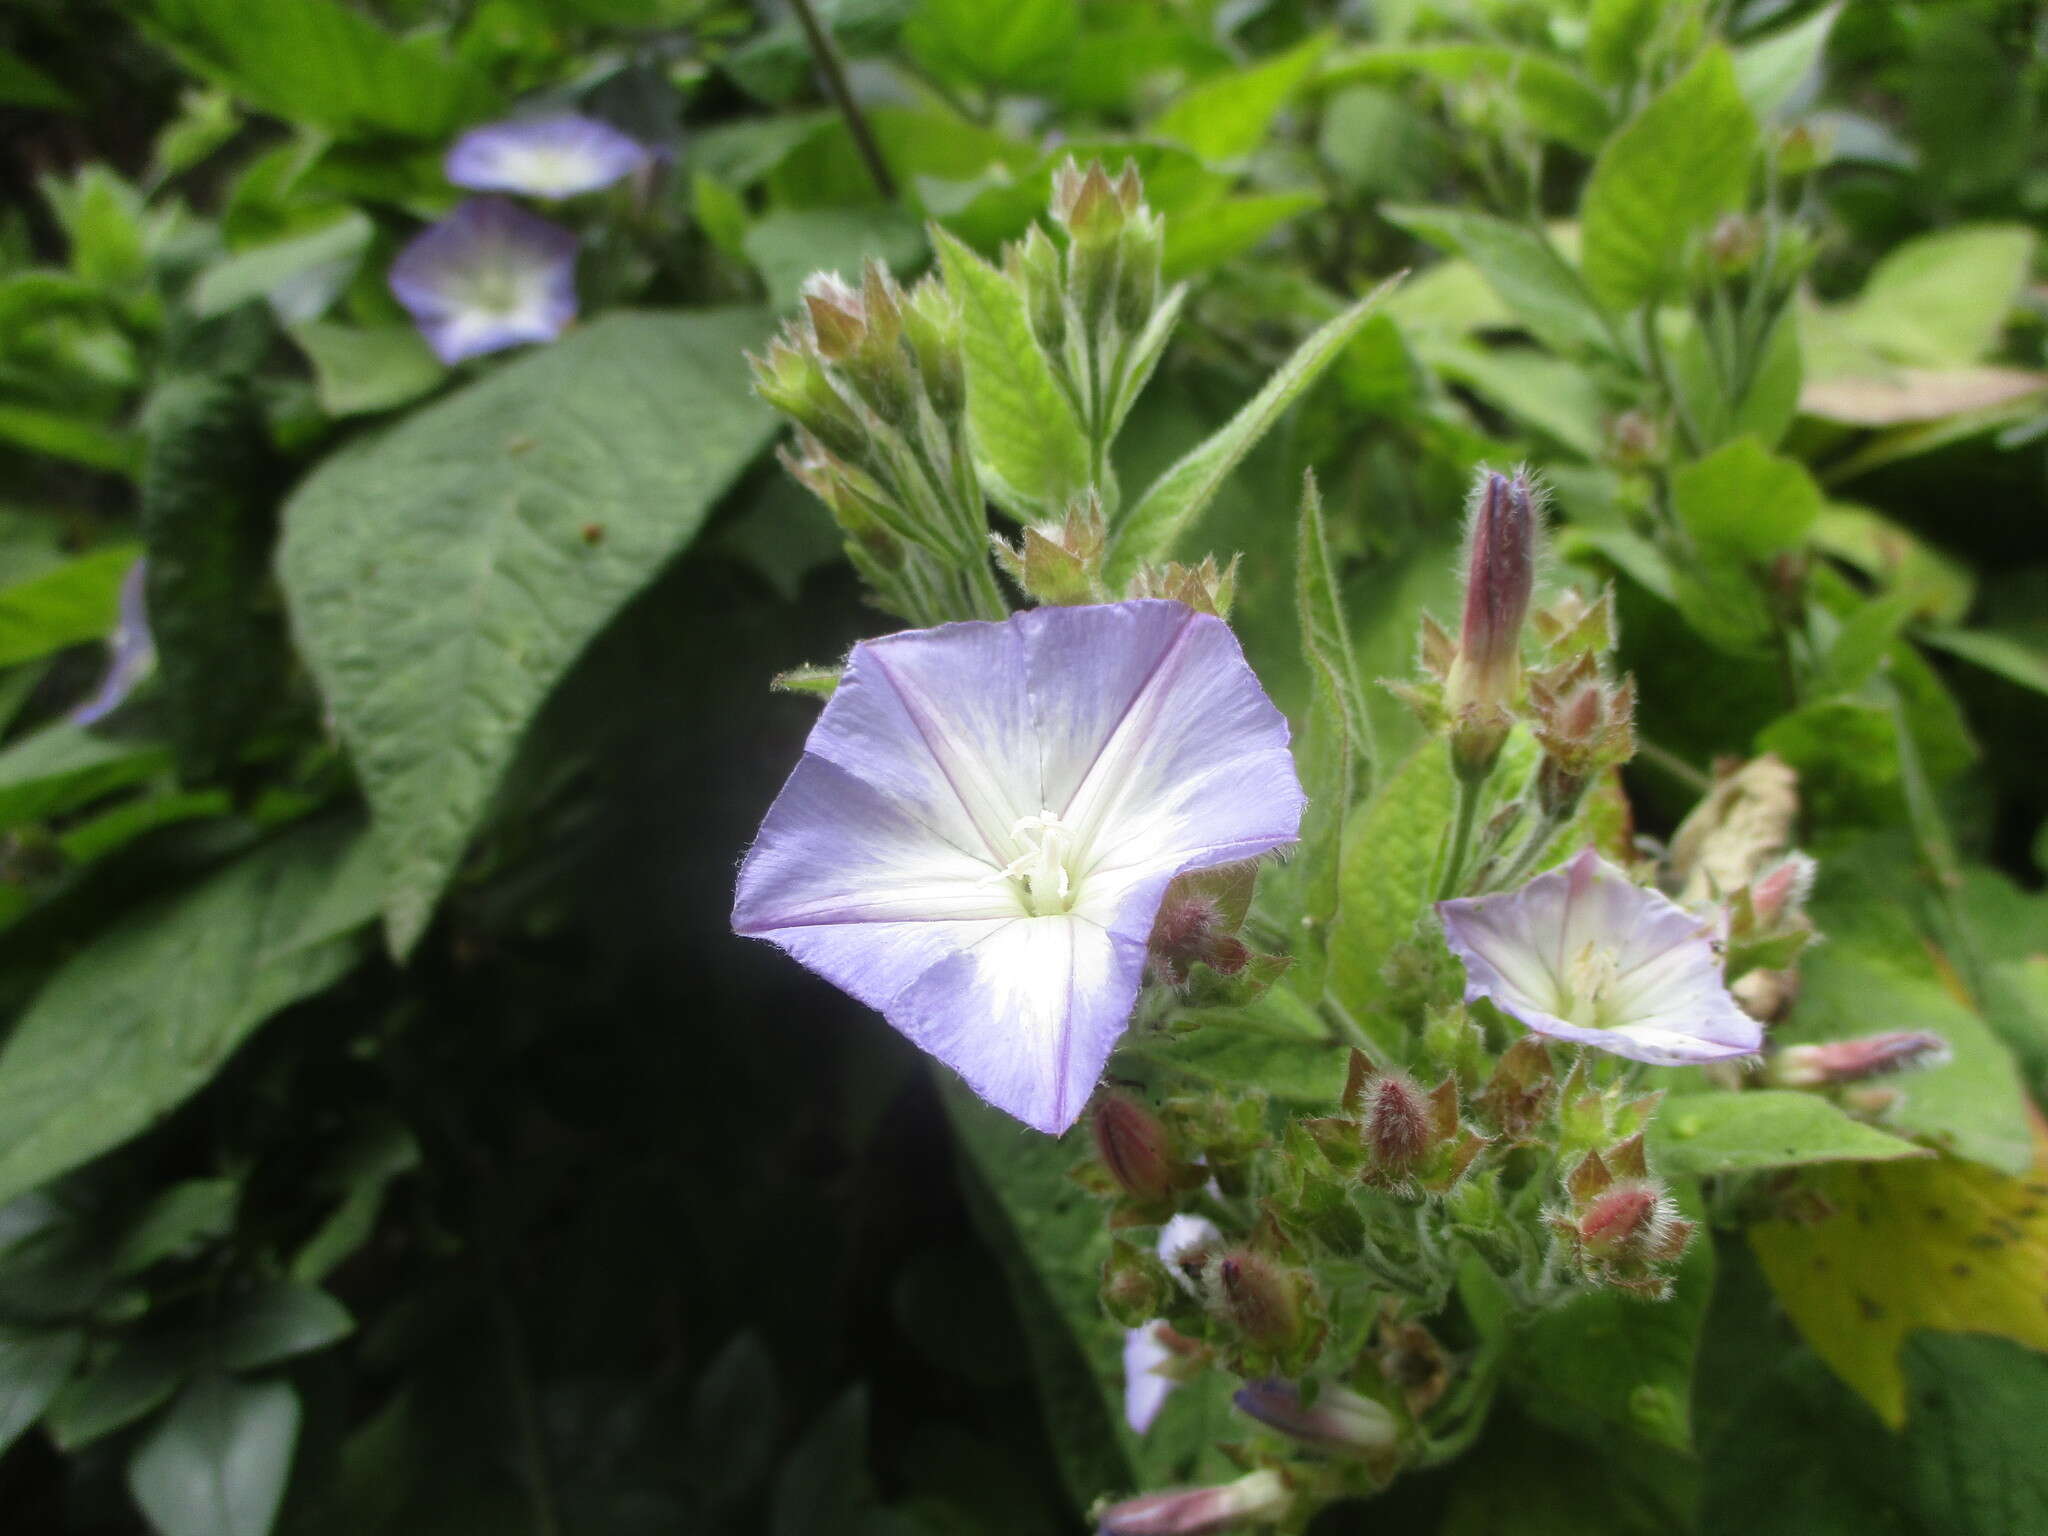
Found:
[128,1374,301,1536]
[1425,341,1608,458]
[1671,436,1821,559]
[1900,1332,2048,1535]
[1652,1091,1925,1179]
[142,0,495,139]
[47,1338,192,1451]
[188,212,372,323]
[1580,48,1757,311]
[688,1334,782,1510]
[931,227,1091,519]
[0,1326,83,1455]
[278,310,776,955]
[112,1180,241,1275]
[1150,33,1328,161]
[1320,45,1612,153]
[1292,474,1372,998]
[1109,277,1395,582]
[1585,0,1661,88]
[1733,3,1841,120]
[0,545,140,668]
[902,0,1077,92]
[0,723,170,831]
[1485,1190,1715,1452]
[140,372,287,780]
[0,402,139,476]
[1843,226,2035,368]
[1160,191,1322,280]
[941,1079,1135,1510]
[1920,627,2048,698]
[1382,204,1617,358]
[289,322,444,418]
[0,49,77,111]
[771,1388,875,1536]
[0,819,373,1207]
[212,1282,353,1371]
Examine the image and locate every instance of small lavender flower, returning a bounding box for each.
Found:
[733,601,1304,1135]
[1122,1213,1220,1434]
[69,558,152,726]
[445,113,651,199]
[1437,847,1761,1066]
[1232,1379,1400,1457]
[388,198,578,365]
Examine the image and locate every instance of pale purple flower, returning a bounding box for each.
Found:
[1437,847,1761,1066]
[445,113,651,198]
[733,601,1303,1135]
[70,558,152,726]
[388,198,578,365]
[1097,1470,1291,1534]
[1123,1213,1220,1434]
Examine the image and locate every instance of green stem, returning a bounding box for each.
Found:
[789,0,896,202]
[1634,737,1713,794]
[1639,303,1701,457]
[1432,761,1487,901]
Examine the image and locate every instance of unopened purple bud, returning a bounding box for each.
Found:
[1364,1073,1432,1175]
[1749,853,1817,930]
[1446,469,1538,723]
[1770,1031,1950,1089]
[1216,1249,1301,1350]
[1098,1470,1291,1535]
[1232,1379,1400,1457]
[1092,1093,1182,1205]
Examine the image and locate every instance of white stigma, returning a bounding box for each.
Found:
[988,810,1079,916]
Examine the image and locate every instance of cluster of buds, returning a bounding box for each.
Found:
[1147,863,1262,988]
[1550,1135,1694,1298]
[1525,589,1635,822]
[1125,554,1239,617]
[1008,160,1182,485]
[1300,1051,1489,1197]
[751,261,990,620]
[993,493,1109,605]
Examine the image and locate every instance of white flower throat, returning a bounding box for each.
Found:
[989,810,1082,917]
[1560,941,1621,1030]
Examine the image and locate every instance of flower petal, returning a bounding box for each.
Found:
[1123,1322,1177,1435]
[890,912,1148,1133]
[388,198,578,364]
[445,113,651,198]
[1438,848,1761,1065]
[70,558,153,726]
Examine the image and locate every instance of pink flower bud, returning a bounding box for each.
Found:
[1770,1031,1950,1089]
[1232,1379,1400,1457]
[1098,1471,1292,1535]
[1446,470,1538,723]
[1092,1093,1182,1205]
[1216,1249,1302,1350]
[1749,852,1817,930]
[1364,1073,1433,1175]
[1577,1180,1691,1263]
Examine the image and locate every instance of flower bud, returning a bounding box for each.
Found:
[1006,223,1066,356]
[1576,1179,1691,1265]
[1097,1470,1292,1535]
[900,273,964,418]
[1478,1035,1555,1141]
[1093,1093,1183,1206]
[1232,1379,1400,1458]
[1125,555,1237,617]
[1115,206,1164,331]
[1707,213,1761,276]
[1102,1238,1173,1327]
[1445,469,1539,775]
[1216,1249,1303,1351]
[800,271,866,359]
[749,336,867,460]
[1770,1031,1950,1089]
[994,495,1108,607]
[1748,852,1816,930]
[1363,1072,1432,1178]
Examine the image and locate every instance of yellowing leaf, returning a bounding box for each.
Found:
[1751,1115,2048,1426]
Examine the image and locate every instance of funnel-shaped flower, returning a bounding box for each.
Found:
[70,558,153,726]
[389,198,578,364]
[1437,848,1760,1066]
[445,114,651,198]
[734,601,1303,1134]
